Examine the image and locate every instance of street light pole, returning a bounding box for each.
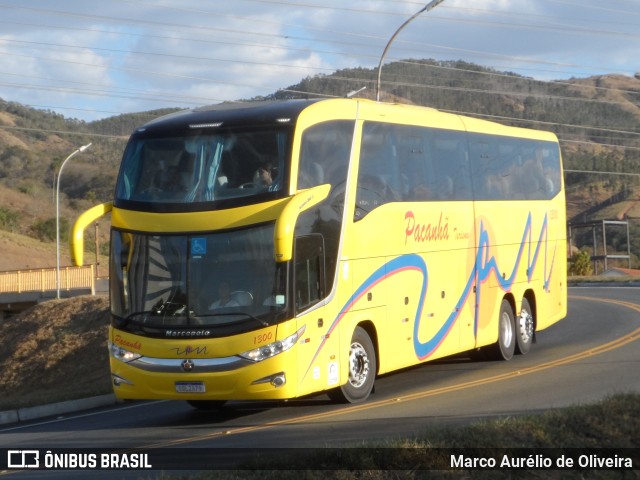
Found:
[56,143,92,299]
[376,0,446,102]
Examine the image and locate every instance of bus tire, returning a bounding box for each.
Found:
[516,298,534,355]
[328,326,376,404]
[490,299,516,361]
[186,400,227,410]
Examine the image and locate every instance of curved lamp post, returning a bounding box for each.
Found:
[56,143,92,299]
[376,0,446,102]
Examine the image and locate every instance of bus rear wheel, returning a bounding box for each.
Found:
[328,326,376,404]
[186,400,227,410]
[489,300,516,361]
[516,298,534,355]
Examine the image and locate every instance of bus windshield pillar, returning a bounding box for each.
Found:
[274,184,330,262]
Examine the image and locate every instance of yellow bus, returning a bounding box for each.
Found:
[72,98,566,406]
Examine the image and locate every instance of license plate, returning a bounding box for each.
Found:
[175,382,206,393]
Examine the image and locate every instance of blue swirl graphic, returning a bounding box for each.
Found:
[304,212,557,374]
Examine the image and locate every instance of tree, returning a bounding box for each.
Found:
[0,207,20,232]
[568,250,593,276]
[30,217,69,242]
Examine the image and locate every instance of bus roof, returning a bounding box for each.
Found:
[137,99,322,134]
[135,98,557,143]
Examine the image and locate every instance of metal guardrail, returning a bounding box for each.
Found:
[0,265,95,295]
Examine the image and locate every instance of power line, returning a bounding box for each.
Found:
[0,50,286,96]
[0,38,334,74]
[565,169,640,177]
[1,2,637,74]
[0,1,638,130]
[2,55,639,145]
[2,105,639,154]
[559,139,640,151]
[2,20,636,95]
[320,74,640,125]
[3,39,635,106]
[0,0,636,109]
[0,124,128,140]
[3,66,639,145]
[440,109,640,138]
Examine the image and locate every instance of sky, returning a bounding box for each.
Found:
[0,0,639,122]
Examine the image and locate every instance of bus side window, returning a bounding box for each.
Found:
[540,144,561,198]
[398,132,429,200]
[470,135,508,201]
[355,123,400,220]
[294,235,325,313]
[298,121,353,191]
[515,141,560,200]
[431,130,470,201]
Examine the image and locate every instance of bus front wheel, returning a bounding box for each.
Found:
[490,300,516,361]
[328,326,376,404]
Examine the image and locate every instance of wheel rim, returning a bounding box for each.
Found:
[518,310,534,343]
[348,342,370,388]
[501,311,514,348]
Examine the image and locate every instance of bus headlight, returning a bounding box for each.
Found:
[109,341,142,363]
[240,326,305,362]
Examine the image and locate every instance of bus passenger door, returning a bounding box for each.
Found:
[408,204,477,363]
[293,235,337,396]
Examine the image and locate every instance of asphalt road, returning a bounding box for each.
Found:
[1,286,639,477]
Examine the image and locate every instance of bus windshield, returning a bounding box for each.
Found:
[110,223,288,332]
[115,127,290,207]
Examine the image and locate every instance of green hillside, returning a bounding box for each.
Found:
[1,60,639,270]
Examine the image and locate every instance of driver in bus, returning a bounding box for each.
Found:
[209,281,239,310]
[256,163,279,191]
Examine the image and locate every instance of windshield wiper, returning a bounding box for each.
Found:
[118,310,155,328]
[118,301,189,328]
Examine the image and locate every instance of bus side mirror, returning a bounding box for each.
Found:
[274,184,330,263]
[71,201,113,266]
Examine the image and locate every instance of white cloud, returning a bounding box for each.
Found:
[0,0,637,120]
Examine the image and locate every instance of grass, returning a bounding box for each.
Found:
[569,275,640,284]
[165,394,639,479]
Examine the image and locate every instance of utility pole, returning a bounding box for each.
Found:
[94,221,100,278]
[56,143,92,299]
[376,0,446,102]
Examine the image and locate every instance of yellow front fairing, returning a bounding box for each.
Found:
[109,320,302,401]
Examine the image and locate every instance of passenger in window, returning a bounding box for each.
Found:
[540,149,558,197]
[407,182,432,200]
[520,148,549,199]
[140,167,176,200]
[209,281,239,310]
[435,175,454,200]
[407,174,454,200]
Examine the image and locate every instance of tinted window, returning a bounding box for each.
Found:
[294,234,325,313]
[115,127,290,210]
[355,122,403,220]
[295,121,354,300]
[297,120,353,190]
[469,134,561,200]
[355,122,472,220]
